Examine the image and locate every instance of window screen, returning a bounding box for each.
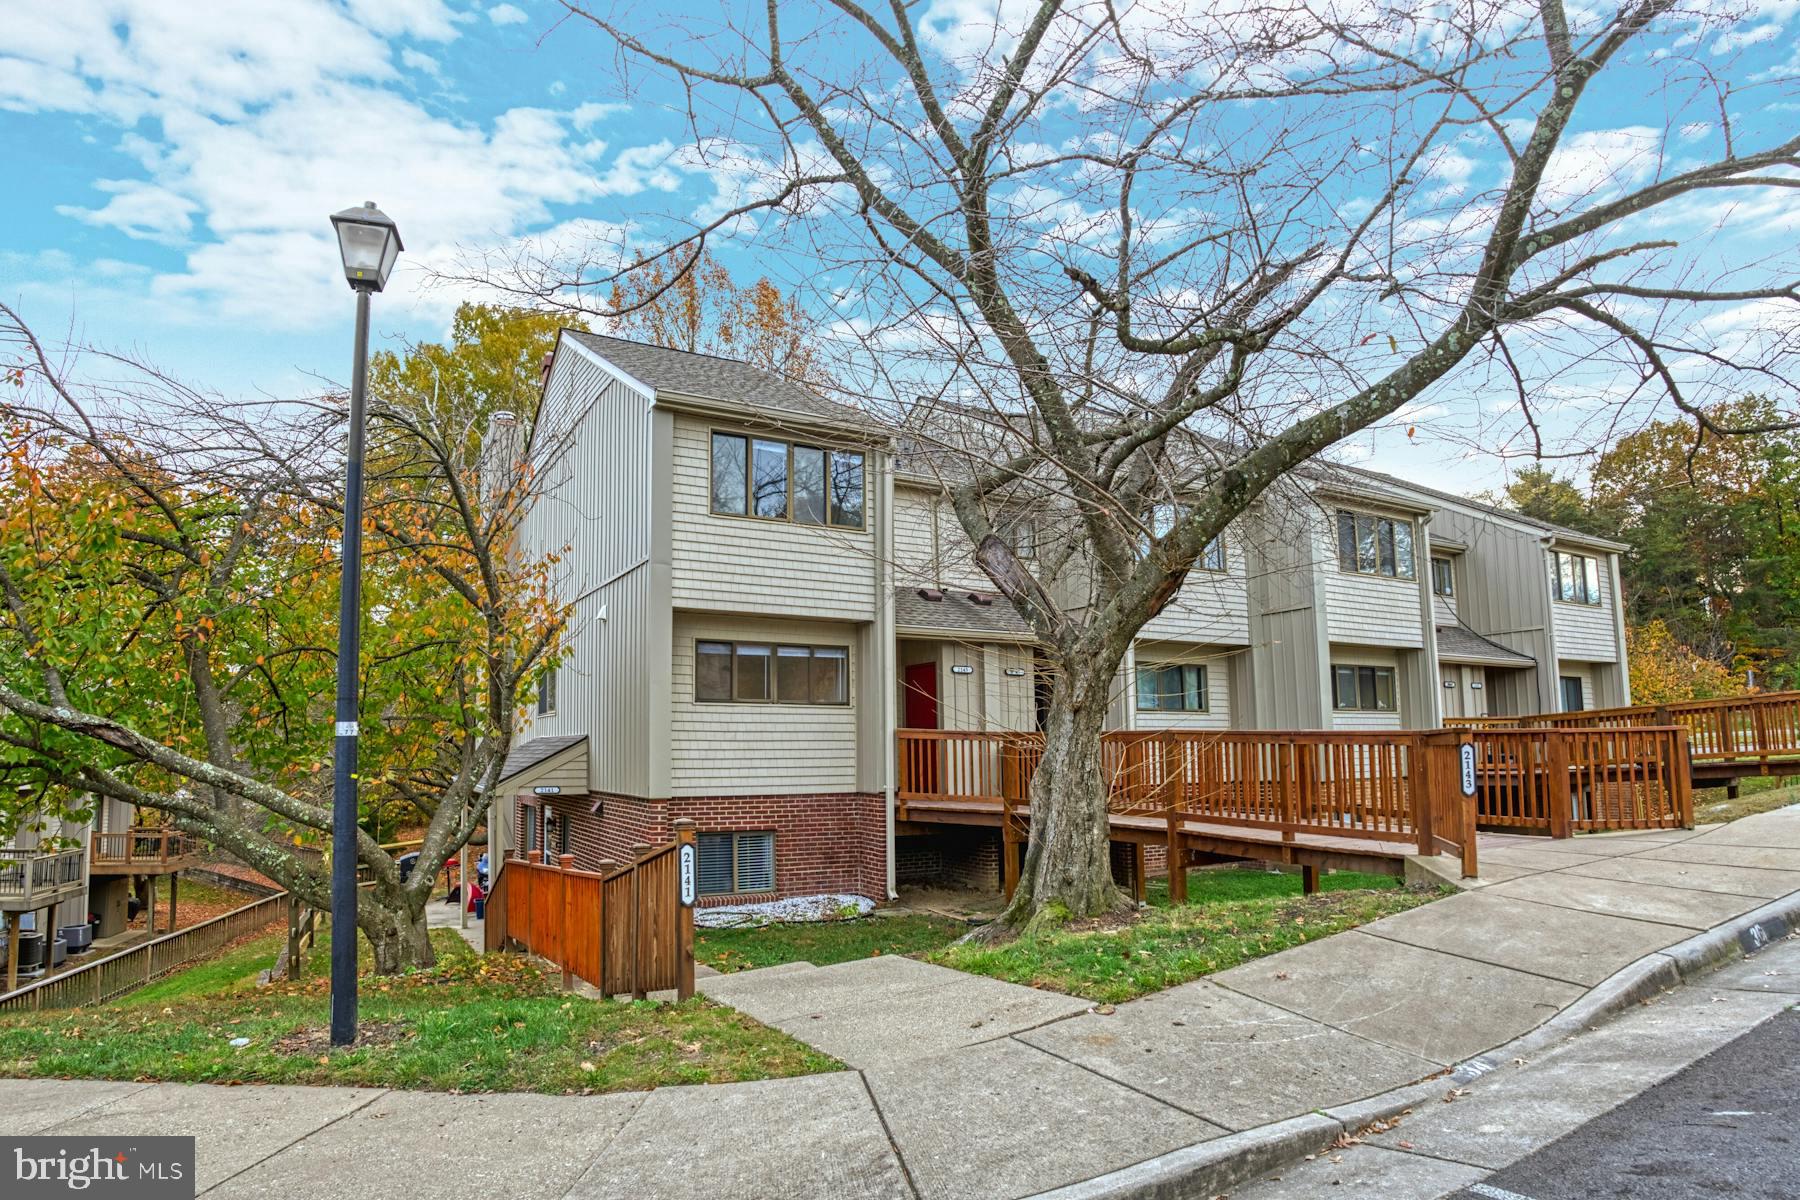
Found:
[1135,664,1208,711]
[1332,665,1398,711]
[697,832,776,896]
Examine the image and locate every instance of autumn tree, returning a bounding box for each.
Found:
[502,1,1800,928]
[0,303,573,970]
[1626,619,1747,705]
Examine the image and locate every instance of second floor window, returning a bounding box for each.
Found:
[711,432,865,528]
[1136,663,1208,711]
[1431,557,1455,597]
[1336,510,1415,579]
[1332,664,1397,712]
[1553,551,1603,606]
[536,667,558,716]
[1146,504,1225,570]
[695,640,850,705]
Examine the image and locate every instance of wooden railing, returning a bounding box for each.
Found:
[1469,726,1692,834]
[0,892,287,1012]
[484,821,696,1001]
[1448,691,1800,766]
[91,828,198,869]
[0,846,86,906]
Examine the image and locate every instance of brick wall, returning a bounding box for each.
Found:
[895,829,1000,891]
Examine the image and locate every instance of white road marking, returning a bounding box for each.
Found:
[1470,1184,1540,1200]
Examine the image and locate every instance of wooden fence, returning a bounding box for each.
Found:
[1448,691,1800,766]
[1469,726,1692,834]
[484,820,696,1001]
[90,827,197,870]
[0,892,288,1013]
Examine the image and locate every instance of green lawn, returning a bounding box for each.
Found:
[930,870,1442,1005]
[0,928,837,1094]
[1695,778,1800,825]
[696,913,967,973]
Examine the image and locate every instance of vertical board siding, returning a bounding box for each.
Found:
[519,356,657,797]
[669,415,878,619]
[670,613,863,795]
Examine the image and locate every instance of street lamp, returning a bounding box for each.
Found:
[327,202,402,1047]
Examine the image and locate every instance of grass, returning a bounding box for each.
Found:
[695,913,968,973]
[0,927,838,1095]
[929,868,1442,1005]
[1695,777,1800,826]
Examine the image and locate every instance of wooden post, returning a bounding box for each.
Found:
[1001,820,1021,902]
[525,850,541,955]
[1413,734,1436,857]
[558,853,575,992]
[1131,842,1147,905]
[1547,733,1573,839]
[1162,734,1187,905]
[672,819,697,1001]
[630,843,650,1000]
[1673,730,1695,829]
[5,912,19,995]
[597,859,618,997]
[287,895,301,982]
[145,874,156,936]
[1301,864,1320,896]
[459,846,469,931]
[168,873,179,931]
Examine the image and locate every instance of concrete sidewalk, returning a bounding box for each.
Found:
[7,806,1800,1200]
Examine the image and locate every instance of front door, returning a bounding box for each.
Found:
[903,662,940,794]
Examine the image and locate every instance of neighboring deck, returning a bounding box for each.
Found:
[0,846,86,914]
[88,828,200,876]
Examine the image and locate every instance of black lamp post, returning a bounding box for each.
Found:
[327,201,402,1047]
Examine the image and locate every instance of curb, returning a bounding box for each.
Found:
[1031,886,1800,1200]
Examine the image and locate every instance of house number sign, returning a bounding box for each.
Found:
[1458,742,1478,798]
[533,785,562,795]
[679,843,697,907]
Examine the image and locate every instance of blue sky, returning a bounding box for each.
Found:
[3,1,1796,492]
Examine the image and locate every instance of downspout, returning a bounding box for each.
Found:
[1540,536,1564,711]
[881,456,899,900]
[1608,553,1631,705]
[1417,512,1442,728]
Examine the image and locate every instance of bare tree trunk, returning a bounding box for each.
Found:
[359,884,435,974]
[997,658,1128,932]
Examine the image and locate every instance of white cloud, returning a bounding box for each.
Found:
[55,180,198,244]
[487,3,529,25]
[401,48,442,77]
[1538,127,1663,208]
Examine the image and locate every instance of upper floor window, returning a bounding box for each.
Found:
[1431,557,1455,598]
[1010,518,1036,559]
[710,432,865,529]
[1552,551,1602,606]
[536,667,558,716]
[694,640,850,705]
[1335,510,1415,580]
[1146,504,1225,570]
[1332,664,1397,712]
[1136,663,1208,711]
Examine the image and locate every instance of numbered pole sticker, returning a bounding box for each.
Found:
[678,843,697,907]
[1458,742,1478,797]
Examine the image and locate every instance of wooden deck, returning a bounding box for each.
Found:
[1448,691,1800,792]
[898,729,1482,900]
[88,828,200,876]
[0,846,86,913]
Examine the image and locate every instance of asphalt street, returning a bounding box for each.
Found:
[1450,1006,1800,1200]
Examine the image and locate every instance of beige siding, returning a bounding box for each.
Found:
[1321,506,1426,649]
[670,414,879,620]
[1558,660,1598,711]
[516,348,660,798]
[1131,643,1233,731]
[671,613,863,795]
[1328,645,1406,731]
[1141,538,1251,645]
[892,486,940,588]
[1551,555,1618,662]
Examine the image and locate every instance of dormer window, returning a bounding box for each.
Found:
[711,432,865,529]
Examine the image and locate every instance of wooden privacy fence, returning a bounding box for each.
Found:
[1448,691,1800,767]
[484,820,697,1001]
[1469,726,1692,835]
[0,892,287,1013]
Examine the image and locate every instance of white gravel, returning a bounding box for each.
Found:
[695,893,876,928]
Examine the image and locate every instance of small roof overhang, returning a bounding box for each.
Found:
[1436,625,1536,667]
[494,734,589,793]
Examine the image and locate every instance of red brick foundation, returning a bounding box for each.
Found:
[520,790,888,905]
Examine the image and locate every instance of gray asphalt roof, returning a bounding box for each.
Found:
[496,734,588,786]
[566,331,877,430]
[1435,624,1537,666]
[894,586,1035,640]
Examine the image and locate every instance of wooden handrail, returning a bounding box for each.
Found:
[1445,691,1800,765]
[90,827,198,866]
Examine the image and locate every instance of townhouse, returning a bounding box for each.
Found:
[489,333,1629,904]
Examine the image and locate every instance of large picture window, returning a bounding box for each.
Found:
[1136,663,1208,712]
[1332,664,1397,712]
[710,432,865,528]
[697,831,775,895]
[1552,551,1603,606]
[694,640,849,705]
[1335,511,1415,580]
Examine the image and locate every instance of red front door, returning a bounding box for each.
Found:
[904,662,939,729]
[903,663,940,795]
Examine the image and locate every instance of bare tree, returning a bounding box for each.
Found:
[0,304,573,970]
[489,0,1796,928]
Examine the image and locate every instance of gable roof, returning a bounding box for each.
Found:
[1435,624,1536,667]
[495,734,588,787]
[564,331,879,432]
